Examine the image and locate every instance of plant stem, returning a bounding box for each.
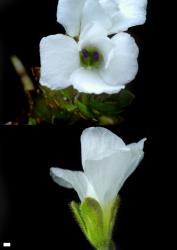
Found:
[97,241,116,250]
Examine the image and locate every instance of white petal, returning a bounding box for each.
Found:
[99,32,139,86]
[79,22,107,49]
[40,34,80,90]
[99,0,118,17]
[100,0,147,34]
[81,127,126,205]
[81,127,146,206]
[81,127,125,167]
[81,0,112,34]
[85,140,145,206]
[50,167,97,201]
[84,150,131,206]
[70,68,124,94]
[57,0,86,37]
[120,138,147,187]
[57,0,147,37]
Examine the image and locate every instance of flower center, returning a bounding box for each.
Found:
[80,47,102,69]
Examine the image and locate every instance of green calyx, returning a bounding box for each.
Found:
[70,196,121,250]
[80,47,103,69]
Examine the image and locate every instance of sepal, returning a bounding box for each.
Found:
[70,196,121,250]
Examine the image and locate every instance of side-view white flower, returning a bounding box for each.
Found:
[50,127,146,208]
[57,0,147,37]
[40,23,139,94]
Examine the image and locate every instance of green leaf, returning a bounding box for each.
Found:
[25,83,134,125]
[75,100,95,120]
[27,117,37,125]
[89,90,135,116]
[30,86,79,124]
[113,89,135,110]
[98,116,123,126]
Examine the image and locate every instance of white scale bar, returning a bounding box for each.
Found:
[3,243,11,247]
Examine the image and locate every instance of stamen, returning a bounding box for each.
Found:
[80,47,102,68]
[92,51,99,61]
[82,49,88,58]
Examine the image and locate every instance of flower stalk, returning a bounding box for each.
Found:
[97,241,116,250]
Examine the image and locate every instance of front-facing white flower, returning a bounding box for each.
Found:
[57,0,147,37]
[50,127,146,208]
[40,23,139,94]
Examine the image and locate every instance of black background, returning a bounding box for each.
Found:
[0,0,176,249]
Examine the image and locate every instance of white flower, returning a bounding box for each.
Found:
[40,23,139,94]
[50,127,146,208]
[57,0,147,37]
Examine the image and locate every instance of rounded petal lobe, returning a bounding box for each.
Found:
[40,34,80,89]
[119,0,147,27]
[81,127,125,167]
[99,32,139,86]
[119,138,147,188]
[50,167,96,201]
[70,68,124,94]
[101,0,147,34]
[57,0,86,37]
[81,0,112,34]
